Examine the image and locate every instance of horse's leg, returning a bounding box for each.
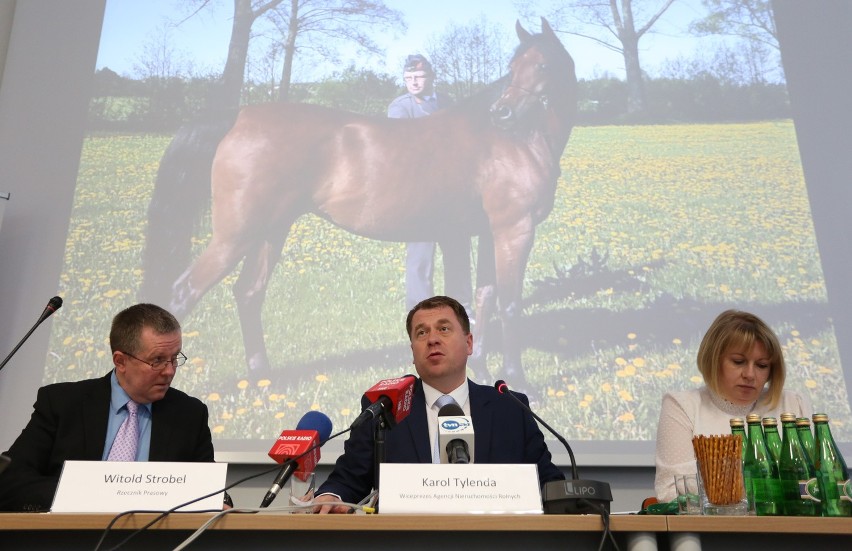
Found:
[438,237,473,313]
[467,233,497,383]
[491,220,536,393]
[231,232,287,381]
[170,236,249,321]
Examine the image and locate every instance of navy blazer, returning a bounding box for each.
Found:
[318,378,565,504]
[0,371,214,511]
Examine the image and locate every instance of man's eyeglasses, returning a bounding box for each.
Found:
[404,75,429,82]
[121,350,187,371]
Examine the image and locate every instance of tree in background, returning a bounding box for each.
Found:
[425,17,511,101]
[264,0,403,102]
[526,0,677,116]
[691,0,782,83]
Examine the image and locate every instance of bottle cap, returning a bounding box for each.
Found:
[729,417,744,427]
[746,413,761,423]
[795,417,811,427]
[812,413,829,423]
[761,417,778,427]
[779,412,796,423]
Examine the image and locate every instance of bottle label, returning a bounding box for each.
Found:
[842,480,852,503]
[800,478,821,502]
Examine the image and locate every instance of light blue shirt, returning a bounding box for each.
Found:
[102,370,153,461]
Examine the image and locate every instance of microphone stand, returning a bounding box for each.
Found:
[372,406,395,499]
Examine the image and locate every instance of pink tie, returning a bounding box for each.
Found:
[108,400,139,461]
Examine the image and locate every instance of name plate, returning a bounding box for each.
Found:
[51,460,228,513]
[378,463,542,514]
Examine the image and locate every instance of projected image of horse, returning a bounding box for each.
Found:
[140,19,577,391]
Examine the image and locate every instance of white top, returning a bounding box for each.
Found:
[654,386,812,502]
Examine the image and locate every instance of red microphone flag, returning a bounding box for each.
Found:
[267,430,320,481]
[364,375,416,424]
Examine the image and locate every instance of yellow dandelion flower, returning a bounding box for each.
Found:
[627,333,637,340]
[567,384,576,391]
[97,350,106,358]
[237,380,249,390]
[805,380,817,389]
[602,383,612,392]
[690,376,703,384]
[207,393,220,401]
[104,289,120,298]
[311,403,320,410]
[212,425,225,434]
[547,388,556,397]
[817,367,834,374]
[315,374,329,383]
[257,379,271,388]
[618,390,634,402]
[615,357,627,366]
[275,412,286,419]
[341,408,351,416]
[618,412,635,422]
[269,394,279,402]
[253,399,264,407]
[811,339,821,346]
[67,364,76,370]
[221,412,233,420]
[583,394,593,402]
[616,370,627,378]
[287,401,297,408]
[63,336,73,345]
[183,330,200,338]
[190,357,204,366]
[672,338,682,345]
[236,408,247,415]
[579,401,589,408]
[624,365,636,376]
[668,363,681,370]
[632,358,646,368]
[791,330,800,337]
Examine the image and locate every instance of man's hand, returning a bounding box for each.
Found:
[312,493,353,514]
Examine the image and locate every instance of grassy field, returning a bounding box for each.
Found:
[45,121,852,443]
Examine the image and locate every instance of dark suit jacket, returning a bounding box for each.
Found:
[0,371,214,511]
[318,378,565,504]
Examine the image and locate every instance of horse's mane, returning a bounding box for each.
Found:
[440,30,573,124]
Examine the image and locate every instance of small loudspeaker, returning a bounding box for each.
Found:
[542,479,613,515]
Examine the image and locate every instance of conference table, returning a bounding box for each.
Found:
[0,512,850,550]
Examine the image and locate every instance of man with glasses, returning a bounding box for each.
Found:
[388,55,473,317]
[0,303,216,511]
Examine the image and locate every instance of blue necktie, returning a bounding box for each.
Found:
[433,395,457,463]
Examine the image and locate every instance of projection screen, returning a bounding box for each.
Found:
[1,0,850,466]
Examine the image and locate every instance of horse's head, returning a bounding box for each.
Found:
[490,18,577,130]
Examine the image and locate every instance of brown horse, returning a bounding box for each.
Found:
[140,18,577,391]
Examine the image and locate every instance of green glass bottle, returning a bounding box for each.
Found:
[762,417,782,467]
[730,417,750,508]
[813,413,852,517]
[796,417,817,467]
[778,412,820,515]
[744,413,782,515]
[730,418,747,460]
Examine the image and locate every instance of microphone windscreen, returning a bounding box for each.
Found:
[438,403,465,417]
[48,296,63,311]
[296,410,333,442]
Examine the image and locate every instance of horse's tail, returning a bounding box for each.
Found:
[138,109,240,307]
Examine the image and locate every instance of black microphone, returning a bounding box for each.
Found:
[494,379,613,515]
[438,403,474,464]
[0,296,63,372]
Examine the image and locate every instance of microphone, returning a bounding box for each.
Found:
[350,374,416,429]
[438,403,474,464]
[494,380,612,515]
[0,296,63,372]
[259,410,333,508]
